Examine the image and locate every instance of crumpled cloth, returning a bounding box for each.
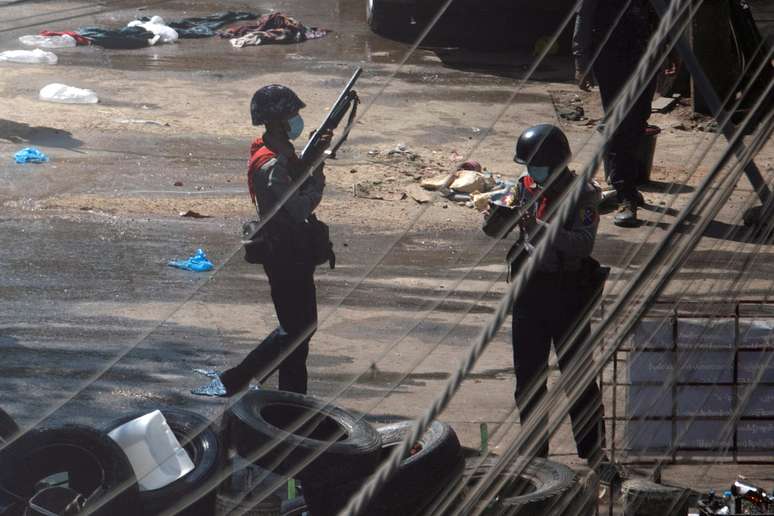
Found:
[219,13,329,48]
[159,11,257,38]
[168,248,214,272]
[127,16,178,45]
[191,376,227,397]
[39,30,91,45]
[190,369,261,397]
[14,147,49,164]
[76,26,155,49]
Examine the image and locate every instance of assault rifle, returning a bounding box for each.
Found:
[301,66,362,161]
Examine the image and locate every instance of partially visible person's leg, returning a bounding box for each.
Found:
[219,261,316,395]
[594,47,654,227]
[555,319,606,462]
[512,282,553,458]
[275,265,316,394]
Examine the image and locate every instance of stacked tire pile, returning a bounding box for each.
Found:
[0,406,223,516]
[223,390,466,516]
[2,393,597,516]
[222,390,597,516]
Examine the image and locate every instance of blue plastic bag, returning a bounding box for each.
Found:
[168,248,214,272]
[14,147,49,164]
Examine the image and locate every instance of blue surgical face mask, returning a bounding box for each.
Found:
[528,165,551,184]
[286,114,304,140]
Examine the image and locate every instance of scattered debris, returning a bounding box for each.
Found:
[167,248,214,272]
[387,143,418,160]
[353,181,405,201]
[557,105,585,121]
[421,173,452,191]
[651,96,679,113]
[450,170,493,193]
[118,119,170,127]
[0,48,57,65]
[14,147,49,164]
[39,83,98,104]
[405,185,433,204]
[179,210,211,219]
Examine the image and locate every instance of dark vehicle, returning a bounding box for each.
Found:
[366,0,574,50]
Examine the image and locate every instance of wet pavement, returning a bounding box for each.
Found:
[1,0,773,506]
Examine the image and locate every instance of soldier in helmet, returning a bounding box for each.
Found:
[504,124,610,470]
[193,85,331,397]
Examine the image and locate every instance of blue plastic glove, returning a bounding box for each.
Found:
[168,248,214,272]
[14,147,49,164]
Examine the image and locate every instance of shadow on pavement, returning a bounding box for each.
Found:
[0,119,83,150]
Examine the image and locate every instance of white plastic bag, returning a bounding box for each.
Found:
[108,410,195,491]
[127,16,178,45]
[18,34,77,48]
[39,83,98,104]
[0,49,57,65]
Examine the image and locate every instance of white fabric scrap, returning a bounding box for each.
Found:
[128,15,178,45]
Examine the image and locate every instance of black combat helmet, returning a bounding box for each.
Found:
[513,123,571,169]
[250,84,306,126]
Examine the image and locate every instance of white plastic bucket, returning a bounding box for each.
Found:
[107,410,195,491]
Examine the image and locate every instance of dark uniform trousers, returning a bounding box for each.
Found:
[512,272,605,459]
[592,3,656,203]
[220,259,317,395]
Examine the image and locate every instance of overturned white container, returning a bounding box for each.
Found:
[39,83,98,104]
[107,410,195,491]
[19,34,77,48]
[0,48,57,65]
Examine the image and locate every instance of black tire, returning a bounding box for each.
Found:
[446,456,578,515]
[0,407,19,444]
[303,420,464,516]
[366,0,412,36]
[102,408,223,516]
[622,479,692,516]
[0,424,139,516]
[225,390,381,483]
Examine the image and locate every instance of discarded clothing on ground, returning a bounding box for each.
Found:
[127,16,178,45]
[153,11,258,38]
[168,248,214,272]
[14,147,49,164]
[219,13,330,48]
[76,26,156,49]
[39,30,91,46]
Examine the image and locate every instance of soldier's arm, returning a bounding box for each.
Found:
[266,156,325,222]
[553,190,600,258]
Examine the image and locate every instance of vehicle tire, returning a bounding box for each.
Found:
[225,390,381,483]
[0,407,19,444]
[449,456,578,515]
[0,424,139,516]
[303,420,464,516]
[102,408,224,516]
[622,479,691,516]
[366,0,412,36]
